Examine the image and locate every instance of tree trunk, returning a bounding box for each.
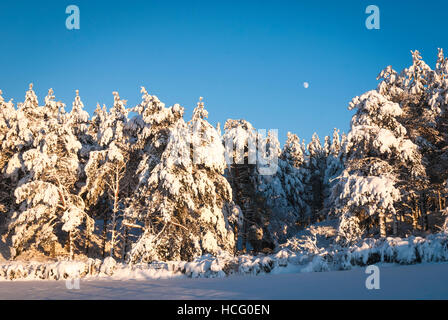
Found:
[392,214,398,236]
[110,167,121,258]
[232,165,247,252]
[412,203,419,230]
[68,231,74,261]
[51,241,56,258]
[121,226,129,261]
[110,205,118,258]
[102,215,108,258]
[420,194,429,231]
[379,212,386,238]
[84,231,90,255]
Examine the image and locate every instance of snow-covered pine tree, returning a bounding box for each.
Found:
[82,91,130,258]
[2,84,41,241]
[377,50,448,231]
[6,86,92,259]
[335,171,401,244]
[123,87,186,261]
[187,97,239,254]
[126,93,237,263]
[2,85,40,225]
[334,89,425,243]
[0,90,16,166]
[396,52,436,231]
[430,49,448,213]
[415,49,448,220]
[0,90,16,229]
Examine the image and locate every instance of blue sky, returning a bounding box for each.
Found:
[0,0,447,144]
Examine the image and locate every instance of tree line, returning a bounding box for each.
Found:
[0,49,447,262]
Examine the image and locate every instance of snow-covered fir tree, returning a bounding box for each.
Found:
[322,129,345,215]
[69,90,92,161]
[305,133,328,223]
[126,93,238,262]
[5,85,93,259]
[255,131,310,244]
[223,119,275,252]
[280,132,311,226]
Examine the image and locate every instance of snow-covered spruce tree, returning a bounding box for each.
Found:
[224,125,314,250]
[5,85,92,259]
[280,132,311,226]
[82,91,130,258]
[69,90,90,145]
[223,119,275,252]
[88,103,108,145]
[254,130,288,246]
[69,90,93,163]
[322,128,345,215]
[126,93,237,263]
[254,130,311,245]
[282,132,306,168]
[305,133,328,223]
[334,89,425,244]
[429,49,448,213]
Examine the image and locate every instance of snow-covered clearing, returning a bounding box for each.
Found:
[1,262,447,299]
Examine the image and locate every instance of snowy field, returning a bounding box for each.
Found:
[1,262,447,299]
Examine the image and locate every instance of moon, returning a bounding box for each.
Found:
[303,82,309,89]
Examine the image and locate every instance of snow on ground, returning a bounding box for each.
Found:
[0,262,447,299]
